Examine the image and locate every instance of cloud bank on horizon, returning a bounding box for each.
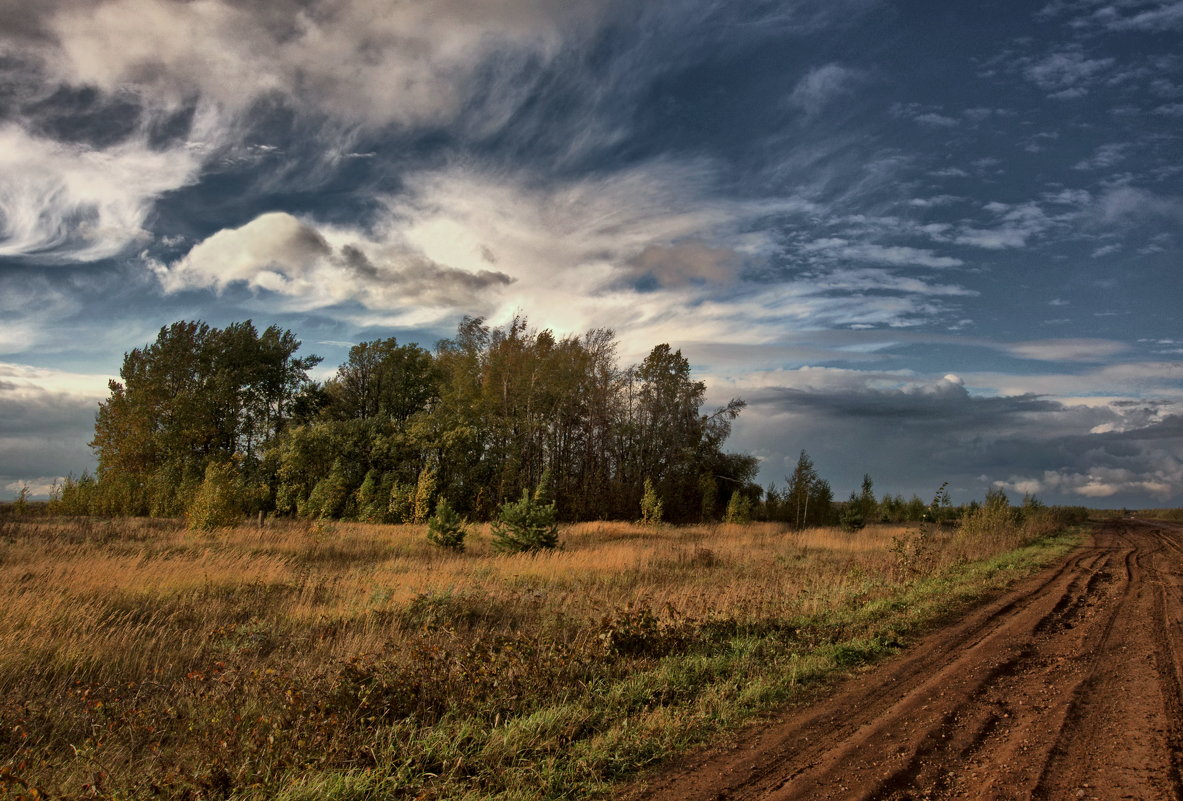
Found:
[1,0,1181,506]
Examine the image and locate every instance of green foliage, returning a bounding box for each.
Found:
[839,494,866,532]
[354,469,386,523]
[533,467,554,505]
[412,465,438,525]
[723,491,752,524]
[782,450,834,528]
[858,473,878,523]
[491,489,559,553]
[12,484,29,516]
[925,482,953,523]
[91,320,320,516]
[426,497,467,552]
[302,460,352,520]
[699,473,718,521]
[640,477,664,526]
[388,480,415,523]
[82,313,755,523]
[186,461,242,531]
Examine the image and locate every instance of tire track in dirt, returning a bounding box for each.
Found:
[635,520,1183,801]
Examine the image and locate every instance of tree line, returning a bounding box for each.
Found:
[52,315,1073,530]
[58,316,760,523]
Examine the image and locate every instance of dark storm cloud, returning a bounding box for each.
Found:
[746,382,1062,423]
[729,369,1182,506]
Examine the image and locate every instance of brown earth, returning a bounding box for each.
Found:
[635,519,1183,801]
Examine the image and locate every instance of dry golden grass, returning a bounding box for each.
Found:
[0,513,1077,800]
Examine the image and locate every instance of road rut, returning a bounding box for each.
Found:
[636,519,1183,801]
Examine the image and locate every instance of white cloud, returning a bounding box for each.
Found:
[788,63,863,116]
[953,200,1058,249]
[1072,142,1132,171]
[800,240,963,268]
[0,362,114,498]
[153,211,517,315]
[0,361,113,400]
[38,0,613,129]
[1094,186,1183,224]
[0,122,205,261]
[1104,1,1183,31]
[913,112,958,127]
[998,463,1183,500]
[1024,48,1114,94]
[1005,338,1129,362]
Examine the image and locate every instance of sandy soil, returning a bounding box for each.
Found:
[635,519,1183,801]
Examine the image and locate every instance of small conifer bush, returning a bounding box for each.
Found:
[491,489,559,553]
[724,491,752,524]
[427,497,467,552]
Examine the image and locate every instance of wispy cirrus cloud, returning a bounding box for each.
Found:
[788,63,864,116]
[0,122,206,261]
[1023,47,1115,97]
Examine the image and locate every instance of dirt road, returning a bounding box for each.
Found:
[638,519,1183,801]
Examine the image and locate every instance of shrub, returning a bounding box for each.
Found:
[412,465,437,524]
[187,461,242,531]
[355,469,388,523]
[839,504,865,532]
[388,480,415,523]
[640,477,664,526]
[301,460,351,520]
[12,484,29,516]
[426,497,467,552]
[724,491,752,524]
[491,489,559,553]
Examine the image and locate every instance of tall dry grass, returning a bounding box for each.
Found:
[0,513,1077,800]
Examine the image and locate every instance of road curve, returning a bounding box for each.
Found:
[635,519,1183,801]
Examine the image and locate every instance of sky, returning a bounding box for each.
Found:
[1,0,1182,507]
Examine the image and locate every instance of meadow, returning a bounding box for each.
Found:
[0,511,1082,800]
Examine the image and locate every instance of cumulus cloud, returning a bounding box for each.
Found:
[788,63,863,116]
[152,211,516,314]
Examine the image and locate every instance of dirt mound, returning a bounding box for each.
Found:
[636,520,1183,801]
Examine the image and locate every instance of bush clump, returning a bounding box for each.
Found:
[491,489,559,553]
[426,497,467,552]
[640,477,664,526]
[187,461,242,531]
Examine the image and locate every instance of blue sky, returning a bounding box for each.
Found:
[2,0,1181,506]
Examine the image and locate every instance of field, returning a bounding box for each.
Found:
[0,514,1079,800]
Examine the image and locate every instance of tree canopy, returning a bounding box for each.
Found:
[81,315,756,523]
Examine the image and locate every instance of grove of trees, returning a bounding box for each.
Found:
[63,315,760,523]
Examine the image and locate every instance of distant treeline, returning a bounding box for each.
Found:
[56,316,760,523]
[46,316,1103,528]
